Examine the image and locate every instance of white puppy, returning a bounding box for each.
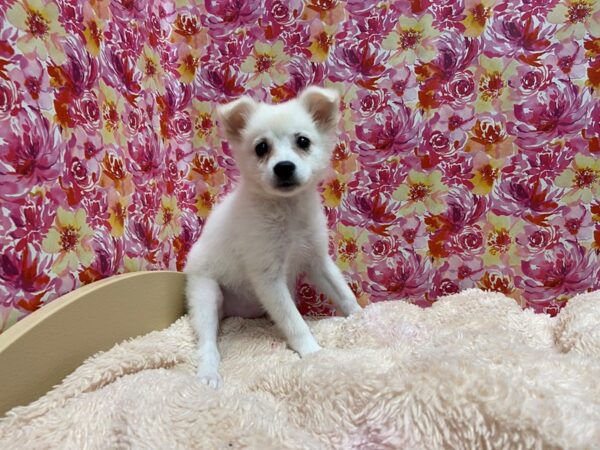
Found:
[184,86,362,388]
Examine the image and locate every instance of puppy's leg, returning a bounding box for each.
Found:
[251,275,321,356]
[309,256,362,316]
[186,275,224,389]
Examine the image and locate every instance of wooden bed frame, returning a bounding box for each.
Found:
[0,271,187,416]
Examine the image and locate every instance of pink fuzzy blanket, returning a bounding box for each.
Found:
[1,289,599,449]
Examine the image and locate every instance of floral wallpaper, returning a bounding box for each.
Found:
[1,0,600,332]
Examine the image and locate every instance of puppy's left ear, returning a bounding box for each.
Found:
[299,86,340,134]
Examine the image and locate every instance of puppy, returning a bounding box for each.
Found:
[184,86,362,388]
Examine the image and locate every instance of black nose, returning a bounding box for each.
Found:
[273,161,296,180]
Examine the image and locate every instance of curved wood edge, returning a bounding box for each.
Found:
[0,270,187,417]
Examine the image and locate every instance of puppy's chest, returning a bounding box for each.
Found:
[259,213,314,258]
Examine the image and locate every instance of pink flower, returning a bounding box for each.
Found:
[441,185,488,231]
[328,39,388,86]
[517,142,573,182]
[432,30,479,80]
[436,105,475,131]
[491,174,563,224]
[431,268,461,299]
[440,154,474,188]
[61,36,99,96]
[351,88,390,118]
[366,249,434,303]
[447,225,485,256]
[0,244,53,312]
[59,150,101,206]
[508,64,554,98]
[81,190,108,229]
[355,106,421,163]
[127,134,165,186]
[438,70,477,105]
[544,41,586,78]
[378,66,417,103]
[109,0,148,22]
[482,11,554,58]
[397,216,429,249]
[418,114,467,167]
[518,242,598,302]
[516,224,561,255]
[340,187,399,232]
[0,109,63,200]
[195,60,248,101]
[430,0,466,31]
[348,160,407,195]
[510,80,590,149]
[124,215,161,265]
[506,0,560,19]
[9,57,52,110]
[202,0,261,40]
[8,194,55,252]
[351,6,399,41]
[69,90,101,134]
[0,77,21,120]
[296,277,336,316]
[269,57,325,102]
[362,234,402,263]
[79,230,124,284]
[261,0,303,39]
[57,0,84,35]
[552,205,594,240]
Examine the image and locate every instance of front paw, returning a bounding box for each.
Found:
[341,302,363,317]
[196,364,223,389]
[295,338,322,357]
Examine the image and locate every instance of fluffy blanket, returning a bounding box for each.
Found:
[1,289,600,449]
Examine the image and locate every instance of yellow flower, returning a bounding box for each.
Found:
[333,225,368,272]
[82,3,103,57]
[321,173,346,208]
[99,81,125,146]
[466,115,516,158]
[138,45,165,95]
[462,0,494,37]
[108,193,128,238]
[475,56,517,113]
[394,170,448,215]
[555,154,600,203]
[191,100,216,148]
[156,196,182,240]
[308,23,337,62]
[195,187,219,219]
[382,14,439,65]
[42,208,94,275]
[548,0,600,39]
[124,256,144,273]
[178,49,201,84]
[481,214,523,266]
[472,157,503,196]
[241,40,290,88]
[7,0,67,63]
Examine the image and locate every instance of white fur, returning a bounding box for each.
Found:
[184,87,362,388]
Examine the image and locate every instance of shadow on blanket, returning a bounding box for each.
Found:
[1,289,599,449]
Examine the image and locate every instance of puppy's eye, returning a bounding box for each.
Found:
[255,141,269,158]
[296,136,310,150]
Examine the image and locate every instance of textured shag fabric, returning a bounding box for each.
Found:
[1,289,600,449]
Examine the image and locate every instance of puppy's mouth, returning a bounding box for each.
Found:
[275,180,300,191]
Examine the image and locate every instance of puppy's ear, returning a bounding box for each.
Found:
[217,96,257,142]
[299,86,340,134]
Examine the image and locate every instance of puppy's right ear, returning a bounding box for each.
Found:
[216,96,257,143]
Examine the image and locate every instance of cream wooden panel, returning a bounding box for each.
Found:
[0,271,187,416]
